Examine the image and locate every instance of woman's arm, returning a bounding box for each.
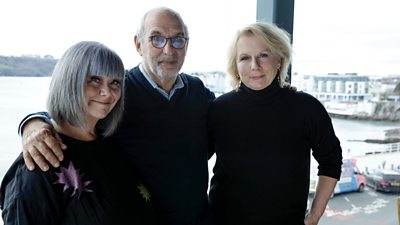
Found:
[304,175,337,225]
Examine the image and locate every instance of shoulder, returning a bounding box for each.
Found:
[209,90,237,113]
[1,156,57,207]
[213,90,237,103]
[180,73,216,100]
[126,65,141,76]
[125,66,146,85]
[1,157,62,223]
[284,89,324,107]
[180,73,204,85]
[277,89,330,121]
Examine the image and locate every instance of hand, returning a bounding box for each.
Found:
[304,212,320,225]
[22,119,67,171]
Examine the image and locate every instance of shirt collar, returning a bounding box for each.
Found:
[139,64,184,99]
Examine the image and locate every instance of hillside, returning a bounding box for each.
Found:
[0,55,57,76]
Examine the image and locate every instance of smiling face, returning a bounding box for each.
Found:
[85,75,122,126]
[236,34,281,91]
[135,9,188,87]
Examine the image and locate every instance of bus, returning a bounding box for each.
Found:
[309,158,366,196]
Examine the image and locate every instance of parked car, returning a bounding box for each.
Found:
[364,169,400,193]
[309,158,366,197]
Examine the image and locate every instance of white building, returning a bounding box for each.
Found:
[302,73,372,102]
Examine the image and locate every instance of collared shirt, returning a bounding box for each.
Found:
[139,64,184,100]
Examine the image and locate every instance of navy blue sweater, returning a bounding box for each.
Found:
[112,66,215,225]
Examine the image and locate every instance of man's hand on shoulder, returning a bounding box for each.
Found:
[22,118,66,171]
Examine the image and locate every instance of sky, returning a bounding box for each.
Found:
[1,0,400,76]
[292,0,400,76]
[0,0,257,72]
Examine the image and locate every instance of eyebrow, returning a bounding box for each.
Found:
[148,30,185,37]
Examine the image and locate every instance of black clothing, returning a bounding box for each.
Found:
[111,66,215,225]
[0,134,156,225]
[14,66,216,225]
[208,80,342,225]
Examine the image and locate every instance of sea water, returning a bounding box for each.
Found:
[0,76,399,224]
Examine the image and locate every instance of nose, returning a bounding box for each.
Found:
[163,40,175,55]
[99,84,111,96]
[250,57,260,70]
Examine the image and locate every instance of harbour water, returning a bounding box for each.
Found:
[0,76,399,224]
[0,76,51,180]
[1,76,399,178]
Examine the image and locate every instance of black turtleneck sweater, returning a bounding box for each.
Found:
[208,79,342,225]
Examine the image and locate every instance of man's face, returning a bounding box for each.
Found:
[136,11,188,83]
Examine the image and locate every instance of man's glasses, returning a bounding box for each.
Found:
[149,35,189,49]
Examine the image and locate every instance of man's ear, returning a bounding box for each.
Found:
[134,35,142,56]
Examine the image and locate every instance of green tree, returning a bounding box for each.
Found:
[0,55,57,76]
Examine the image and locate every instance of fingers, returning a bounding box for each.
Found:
[36,134,61,168]
[22,127,65,171]
[55,131,67,150]
[42,130,65,162]
[23,146,50,171]
[22,148,36,171]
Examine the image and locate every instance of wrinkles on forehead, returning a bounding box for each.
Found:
[143,8,187,37]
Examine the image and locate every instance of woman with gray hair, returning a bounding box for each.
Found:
[0,41,156,225]
[208,22,342,225]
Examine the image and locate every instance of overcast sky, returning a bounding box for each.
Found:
[1,0,399,76]
[293,0,400,76]
[0,0,256,72]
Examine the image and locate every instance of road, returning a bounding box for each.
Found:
[309,187,399,225]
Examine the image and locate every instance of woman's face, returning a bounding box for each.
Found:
[85,75,122,124]
[236,34,281,90]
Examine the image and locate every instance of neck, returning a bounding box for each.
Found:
[151,73,176,94]
[53,120,97,141]
[141,64,177,94]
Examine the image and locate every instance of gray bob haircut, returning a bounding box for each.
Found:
[47,41,125,137]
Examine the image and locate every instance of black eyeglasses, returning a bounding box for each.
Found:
[149,35,189,49]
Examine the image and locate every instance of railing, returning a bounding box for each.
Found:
[365,142,400,155]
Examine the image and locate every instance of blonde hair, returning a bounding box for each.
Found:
[227,22,292,90]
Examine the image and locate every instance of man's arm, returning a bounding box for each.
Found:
[304,175,337,225]
[20,114,66,171]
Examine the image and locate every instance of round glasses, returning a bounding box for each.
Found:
[149,35,189,49]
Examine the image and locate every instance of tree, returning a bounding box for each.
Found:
[0,55,57,76]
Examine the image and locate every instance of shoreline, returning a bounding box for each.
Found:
[329,113,400,122]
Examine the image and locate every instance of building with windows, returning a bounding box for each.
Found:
[301,73,372,102]
[293,73,376,118]
[292,73,400,120]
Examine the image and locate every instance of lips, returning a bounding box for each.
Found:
[250,75,265,80]
[159,59,177,65]
[158,56,178,64]
[91,100,113,106]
